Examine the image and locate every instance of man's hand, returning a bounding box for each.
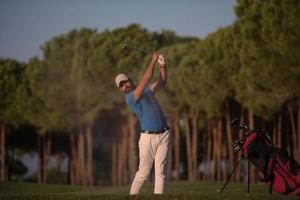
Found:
[149,54,167,94]
[157,55,166,67]
[152,52,160,62]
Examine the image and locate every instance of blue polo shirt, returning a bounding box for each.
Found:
[126,87,166,131]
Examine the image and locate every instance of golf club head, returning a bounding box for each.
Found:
[230,118,240,128]
[121,42,128,50]
[232,140,243,152]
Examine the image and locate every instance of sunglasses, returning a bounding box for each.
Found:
[119,80,128,88]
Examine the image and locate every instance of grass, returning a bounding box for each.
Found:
[0,181,300,200]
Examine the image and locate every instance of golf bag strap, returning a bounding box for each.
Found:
[256,158,275,182]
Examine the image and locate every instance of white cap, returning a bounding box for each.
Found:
[115,73,129,87]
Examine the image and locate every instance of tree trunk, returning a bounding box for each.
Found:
[78,131,86,185]
[184,111,193,181]
[117,138,122,185]
[273,112,282,148]
[43,133,52,183]
[212,120,218,181]
[117,124,128,185]
[248,110,255,183]
[86,124,93,186]
[37,134,44,184]
[217,118,223,181]
[220,117,227,181]
[225,102,234,170]
[173,112,181,180]
[248,110,254,130]
[273,124,278,148]
[234,110,244,182]
[120,123,129,185]
[0,123,7,182]
[221,137,227,181]
[128,113,137,181]
[288,103,297,159]
[111,139,117,186]
[191,109,199,180]
[69,134,77,185]
[297,100,300,161]
[278,112,282,149]
[205,120,212,181]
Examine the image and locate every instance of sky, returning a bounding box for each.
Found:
[0,0,237,62]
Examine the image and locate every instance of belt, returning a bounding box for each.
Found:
[141,126,170,134]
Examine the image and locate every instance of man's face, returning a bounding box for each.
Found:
[119,79,134,93]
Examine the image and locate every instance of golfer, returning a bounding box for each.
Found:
[115,52,171,194]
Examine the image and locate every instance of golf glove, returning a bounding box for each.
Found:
[158,55,165,67]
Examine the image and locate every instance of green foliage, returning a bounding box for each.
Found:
[10,159,27,177]
[0,0,299,129]
[3,9,299,128]
[157,40,200,116]
[12,24,193,134]
[0,59,25,125]
[197,26,240,118]
[234,0,300,118]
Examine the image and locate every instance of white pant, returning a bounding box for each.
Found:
[130,130,172,194]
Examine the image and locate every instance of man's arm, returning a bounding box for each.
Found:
[150,55,167,94]
[134,52,159,101]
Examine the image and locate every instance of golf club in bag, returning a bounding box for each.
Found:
[220,118,300,196]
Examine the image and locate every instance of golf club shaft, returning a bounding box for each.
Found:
[122,42,169,63]
[128,45,151,55]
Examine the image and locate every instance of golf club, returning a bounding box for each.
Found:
[121,42,169,66]
[121,42,152,55]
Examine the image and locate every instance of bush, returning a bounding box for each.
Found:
[46,169,68,184]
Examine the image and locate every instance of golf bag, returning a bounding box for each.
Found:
[230,118,300,196]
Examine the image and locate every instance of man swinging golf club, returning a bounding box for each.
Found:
[115,52,171,194]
